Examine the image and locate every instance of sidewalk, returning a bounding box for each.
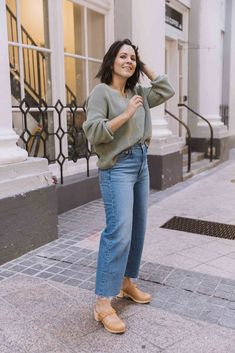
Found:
[1,159,235,353]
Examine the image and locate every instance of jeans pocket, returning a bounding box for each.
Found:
[116,149,131,161]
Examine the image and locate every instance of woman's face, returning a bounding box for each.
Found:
[112,44,137,80]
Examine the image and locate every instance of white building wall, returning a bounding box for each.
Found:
[0,1,28,166]
[188,0,227,138]
[130,0,186,156]
[229,0,235,136]
[131,0,173,142]
[198,0,223,120]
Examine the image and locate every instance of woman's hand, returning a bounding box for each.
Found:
[106,95,143,133]
[142,64,157,81]
[125,95,143,119]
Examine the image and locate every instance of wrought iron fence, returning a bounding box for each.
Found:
[13,98,92,184]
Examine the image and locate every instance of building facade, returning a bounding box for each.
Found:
[0,0,235,262]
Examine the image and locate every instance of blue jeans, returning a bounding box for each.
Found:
[95,143,149,297]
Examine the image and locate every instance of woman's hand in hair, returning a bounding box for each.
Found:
[125,95,143,118]
[142,64,157,81]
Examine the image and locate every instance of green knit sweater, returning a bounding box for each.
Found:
[83,75,175,169]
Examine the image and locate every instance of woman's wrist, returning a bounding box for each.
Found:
[143,65,156,81]
[107,111,131,133]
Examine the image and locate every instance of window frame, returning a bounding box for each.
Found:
[8,0,114,178]
[7,0,52,104]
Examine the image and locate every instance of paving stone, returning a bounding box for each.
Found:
[19,259,38,267]
[180,277,200,291]
[59,269,79,277]
[221,278,235,286]
[64,278,83,287]
[140,262,160,273]
[22,268,39,275]
[75,329,161,353]
[150,298,166,309]
[74,265,95,275]
[219,315,235,329]
[79,281,95,290]
[0,263,15,269]
[167,288,192,305]
[0,274,42,297]
[1,321,72,353]
[181,306,204,320]
[199,305,229,324]
[40,258,59,266]
[196,285,216,296]
[216,284,235,293]
[163,302,184,315]
[50,274,68,283]
[0,271,15,278]
[152,286,177,302]
[36,272,55,279]
[0,297,25,324]
[128,306,204,349]
[9,265,27,272]
[228,302,235,310]
[138,271,151,280]
[54,262,73,269]
[163,325,235,353]
[73,272,95,281]
[31,263,52,271]
[214,290,235,301]
[46,266,64,274]
[148,270,172,284]
[163,272,186,287]
[207,296,229,306]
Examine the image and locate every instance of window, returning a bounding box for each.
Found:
[63,0,105,104]
[6,0,107,173]
[7,0,54,160]
[7,0,51,105]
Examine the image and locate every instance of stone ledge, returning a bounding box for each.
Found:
[0,157,53,199]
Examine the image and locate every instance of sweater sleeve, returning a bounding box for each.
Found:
[83,85,114,145]
[141,75,175,108]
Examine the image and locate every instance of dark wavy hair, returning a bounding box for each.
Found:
[96,39,145,90]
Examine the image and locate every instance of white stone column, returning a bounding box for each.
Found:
[0,1,28,165]
[229,0,235,136]
[131,0,184,155]
[0,1,53,199]
[131,0,172,141]
[195,0,227,138]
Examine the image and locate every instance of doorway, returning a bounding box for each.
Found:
[165,38,188,139]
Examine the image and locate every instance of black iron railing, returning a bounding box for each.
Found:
[66,84,77,104]
[178,104,214,162]
[165,109,192,173]
[13,99,91,184]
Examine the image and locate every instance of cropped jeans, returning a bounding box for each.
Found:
[95,143,149,297]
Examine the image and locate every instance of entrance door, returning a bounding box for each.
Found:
[165,39,188,139]
[178,41,188,139]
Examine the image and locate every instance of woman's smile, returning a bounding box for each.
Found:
[112,44,137,79]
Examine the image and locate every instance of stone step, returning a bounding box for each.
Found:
[0,157,53,199]
[183,158,220,181]
[183,151,205,167]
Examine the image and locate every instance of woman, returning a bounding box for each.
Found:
[83,39,174,334]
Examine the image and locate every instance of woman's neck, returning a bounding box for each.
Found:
[110,76,127,96]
